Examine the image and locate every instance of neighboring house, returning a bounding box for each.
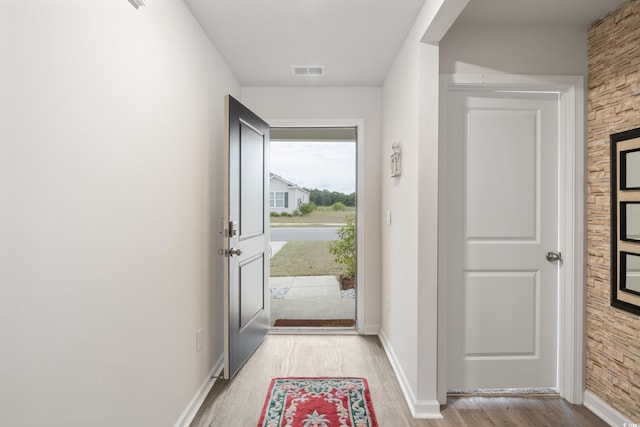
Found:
[269,173,310,214]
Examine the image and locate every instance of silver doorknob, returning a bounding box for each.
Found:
[546,251,562,262]
[228,248,243,257]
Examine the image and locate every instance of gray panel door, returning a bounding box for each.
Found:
[224,95,270,379]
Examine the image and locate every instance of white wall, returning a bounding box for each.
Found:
[242,86,382,331]
[380,0,467,417]
[381,24,422,400]
[440,24,588,75]
[0,1,239,426]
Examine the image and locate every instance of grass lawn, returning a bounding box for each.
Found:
[270,241,341,277]
[270,207,354,227]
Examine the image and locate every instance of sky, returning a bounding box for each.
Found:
[270,141,356,194]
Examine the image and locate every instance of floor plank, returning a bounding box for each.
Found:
[190,334,607,427]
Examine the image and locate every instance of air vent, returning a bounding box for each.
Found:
[291,66,325,77]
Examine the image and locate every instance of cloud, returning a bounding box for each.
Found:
[270,141,356,194]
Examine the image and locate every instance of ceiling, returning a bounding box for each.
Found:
[183,0,627,87]
[456,0,625,26]
[183,0,425,87]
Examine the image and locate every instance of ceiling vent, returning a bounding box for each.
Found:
[291,66,325,77]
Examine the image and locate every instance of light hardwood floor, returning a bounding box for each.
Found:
[190,334,607,427]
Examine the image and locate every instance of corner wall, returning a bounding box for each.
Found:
[587,0,640,420]
[381,27,422,400]
[380,0,467,417]
[0,1,239,426]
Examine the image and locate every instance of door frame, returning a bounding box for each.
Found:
[267,118,367,333]
[437,74,585,404]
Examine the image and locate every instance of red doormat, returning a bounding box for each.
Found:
[257,377,378,427]
[272,318,355,327]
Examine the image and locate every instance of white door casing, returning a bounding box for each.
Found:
[266,118,371,334]
[438,75,585,404]
[446,90,559,389]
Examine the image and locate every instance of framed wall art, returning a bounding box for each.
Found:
[611,127,640,315]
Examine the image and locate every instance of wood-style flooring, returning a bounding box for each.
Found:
[190,334,607,427]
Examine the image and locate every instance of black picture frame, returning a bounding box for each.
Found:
[611,126,640,316]
[620,251,640,297]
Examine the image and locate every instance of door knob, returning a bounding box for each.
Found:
[546,251,562,262]
[228,248,243,257]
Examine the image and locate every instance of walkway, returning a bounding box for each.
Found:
[268,241,355,325]
[269,275,355,325]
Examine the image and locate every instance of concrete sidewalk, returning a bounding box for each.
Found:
[270,275,342,299]
[269,275,355,325]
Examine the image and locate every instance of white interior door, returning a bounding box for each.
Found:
[223,95,270,379]
[445,90,560,390]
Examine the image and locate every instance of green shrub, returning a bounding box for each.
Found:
[270,211,280,217]
[328,214,356,277]
[291,209,301,216]
[299,202,316,215]
[331,202,346,211]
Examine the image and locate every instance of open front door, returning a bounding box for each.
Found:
[223,95,270,379]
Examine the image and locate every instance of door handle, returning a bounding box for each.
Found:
[546,251,562,262]
[228,248,243,257]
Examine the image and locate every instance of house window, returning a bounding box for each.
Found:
[270,192,288,208]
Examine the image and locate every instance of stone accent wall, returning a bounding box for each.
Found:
[587,0,640,419]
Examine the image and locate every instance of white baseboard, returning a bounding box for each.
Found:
[174,355,224,427]
[378,330,443,419]
[584,390,632,427]
[360,324,380,335]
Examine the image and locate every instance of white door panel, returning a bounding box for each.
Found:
[447,91,559,390]
[466,109,538,239]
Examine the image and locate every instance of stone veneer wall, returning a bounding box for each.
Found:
[587,0,640,419]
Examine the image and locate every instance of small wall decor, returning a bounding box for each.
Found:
[390,143,401,177]
[128,0,147,9]
[611,126,640,316]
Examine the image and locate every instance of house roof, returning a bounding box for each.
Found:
[270,173,310,195]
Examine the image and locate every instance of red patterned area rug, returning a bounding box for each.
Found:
[257,377,378,427]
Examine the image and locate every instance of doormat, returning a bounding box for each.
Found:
[257,377,378,427]
[272,318,355,327]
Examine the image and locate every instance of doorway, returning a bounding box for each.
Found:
[438,75,586,404]
[268,126,358,329]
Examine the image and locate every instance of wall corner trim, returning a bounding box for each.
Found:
[378,330,443,419]
[360,324,380,335]
[173,355,224,427]
[421,0,470,44]
[584,390,632,426]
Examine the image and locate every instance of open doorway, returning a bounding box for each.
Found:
[268,127,357,328]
